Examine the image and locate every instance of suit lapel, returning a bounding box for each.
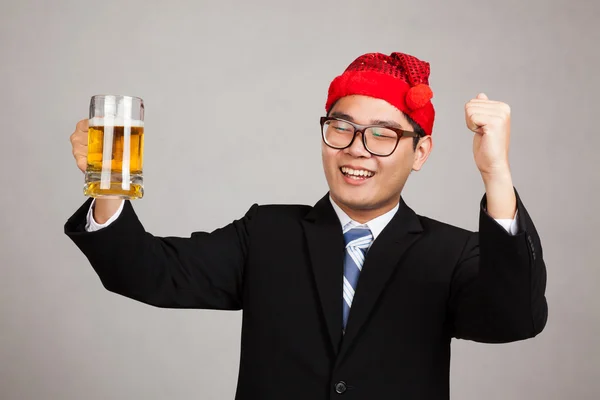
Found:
[336,197,424,365]
[301,194,345,355]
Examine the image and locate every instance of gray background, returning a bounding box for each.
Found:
[1,0,598,398]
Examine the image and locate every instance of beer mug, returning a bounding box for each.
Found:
[84,95,145,199]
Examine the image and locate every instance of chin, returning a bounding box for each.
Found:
[331,189,379,211]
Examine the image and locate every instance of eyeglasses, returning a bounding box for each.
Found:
[320,116,419,157]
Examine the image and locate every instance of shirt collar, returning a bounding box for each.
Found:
[329,195,399,241]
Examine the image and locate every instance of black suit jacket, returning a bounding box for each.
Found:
[64,189,547,399]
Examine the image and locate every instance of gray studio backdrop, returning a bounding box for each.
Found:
[1,0,598,399]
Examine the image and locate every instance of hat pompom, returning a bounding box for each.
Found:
[406,83,433,111]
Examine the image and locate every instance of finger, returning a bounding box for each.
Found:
[476,93,488,100]
[466,101,510,111]
[465,104,511,120]
[465,105,508,118]
[72,147,87,161]
[70,130,88,145]
[468,113,506,132]
[76,119,89,132]
[466,113,490,132]
[72,140,87,152]
[74,154,87,172]
[465,111,481,132]
[467,122,481,133]
[466,100,511,113]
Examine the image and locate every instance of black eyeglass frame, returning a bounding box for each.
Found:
[320,116,419,157]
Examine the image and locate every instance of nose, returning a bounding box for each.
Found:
[344,131,371,158]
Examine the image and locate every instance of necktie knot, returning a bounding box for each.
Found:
[343,226,373,251]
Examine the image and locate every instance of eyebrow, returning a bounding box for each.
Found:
[329,111,406,130]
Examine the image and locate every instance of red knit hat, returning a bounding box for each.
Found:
[325,52,435,135]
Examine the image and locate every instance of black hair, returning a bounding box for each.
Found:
[404,113,426,151]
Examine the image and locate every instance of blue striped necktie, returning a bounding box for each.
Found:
[342,224,373,331]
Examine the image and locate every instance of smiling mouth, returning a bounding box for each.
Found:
[340,166,375,180]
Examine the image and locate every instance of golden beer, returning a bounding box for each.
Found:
[84,122,144,199]
[84,95,145,200]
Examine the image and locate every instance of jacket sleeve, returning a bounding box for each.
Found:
[448,188,548,343]
[64,198,258,310]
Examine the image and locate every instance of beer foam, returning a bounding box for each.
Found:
[89,117,144,127]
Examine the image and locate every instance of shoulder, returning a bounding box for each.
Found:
[236,203,315,242]
[243,203,313,223]
[257,203,313,218]
[411,214,477,264]
[417,214,474,238]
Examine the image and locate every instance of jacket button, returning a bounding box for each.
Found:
[335,381,347,394]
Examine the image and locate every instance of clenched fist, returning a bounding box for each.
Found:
[70,119,89,173]
[465,93,511,176]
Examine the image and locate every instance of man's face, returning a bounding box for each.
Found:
[321,95,432,217]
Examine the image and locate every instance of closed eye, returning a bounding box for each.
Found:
[370,130,395,139]
[334,126,351,132]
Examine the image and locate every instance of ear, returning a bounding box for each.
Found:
[412,135,433,171]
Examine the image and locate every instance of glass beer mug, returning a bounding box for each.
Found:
[84,95,145,199]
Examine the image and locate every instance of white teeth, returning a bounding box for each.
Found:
[341,167,374,177]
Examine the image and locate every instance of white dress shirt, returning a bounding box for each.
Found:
[85,198,519,235]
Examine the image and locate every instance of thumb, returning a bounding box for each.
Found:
[476,93,488,100]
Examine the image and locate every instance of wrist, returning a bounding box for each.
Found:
[483,184,517,220]
[481,166,512,187]
[93,198,124,224]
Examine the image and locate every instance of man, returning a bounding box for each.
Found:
[65,52,548,399]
